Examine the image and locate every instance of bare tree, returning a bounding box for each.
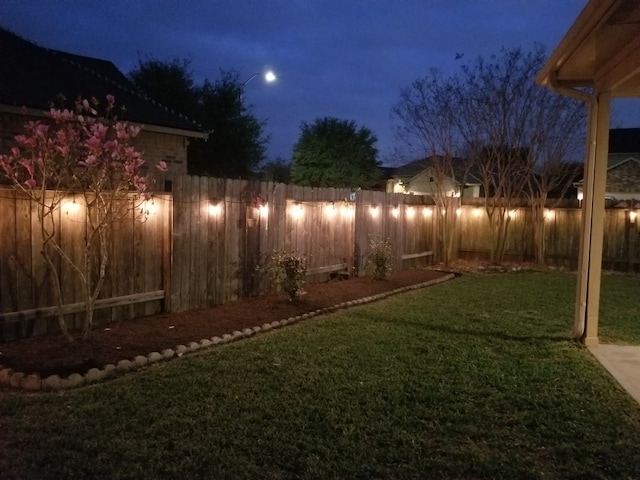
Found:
[455,45,585,264]
[524,96,586,264]
[392,70,469,266]
[393,45,586,265]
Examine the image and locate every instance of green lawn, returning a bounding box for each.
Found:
[1,271,639,479]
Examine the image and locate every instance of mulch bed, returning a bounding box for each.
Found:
[0,268,451,377]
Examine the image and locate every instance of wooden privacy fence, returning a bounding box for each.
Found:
[0,178,436,340]
[169,177,435,312]
[3,175,638,341]
[456,200,640,270]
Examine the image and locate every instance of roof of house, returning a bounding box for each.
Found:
[387,156,482,184]
[0,27,204,137]
[609,128,640,154]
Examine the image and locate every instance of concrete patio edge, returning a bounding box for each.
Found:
[588,344,640,406]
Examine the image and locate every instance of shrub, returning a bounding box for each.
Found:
[261,250,308,301]
[367,238,393,280]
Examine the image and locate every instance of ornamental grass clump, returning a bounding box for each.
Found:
[261,250,308,301]
[367,238,393,280]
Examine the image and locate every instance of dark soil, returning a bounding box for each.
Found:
[0,268,451,378]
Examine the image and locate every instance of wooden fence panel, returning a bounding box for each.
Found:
[545,207,582,266]
[109,203,135,322]
[6,174,640,341]
[1,188,167,341]
[0,189,17,314]
[603,209,626,264]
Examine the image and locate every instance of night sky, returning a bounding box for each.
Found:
[2,1,638,166]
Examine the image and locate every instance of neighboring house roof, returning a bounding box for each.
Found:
[609,128,640,154]
[0,27,205,137]
[387,156,482,185]
[574,129,640,186]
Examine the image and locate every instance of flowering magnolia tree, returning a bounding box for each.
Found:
[0,95,167,341]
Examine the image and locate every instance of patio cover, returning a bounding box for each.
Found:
[536,0,640,345]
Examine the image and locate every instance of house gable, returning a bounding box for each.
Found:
[385,156,481,197]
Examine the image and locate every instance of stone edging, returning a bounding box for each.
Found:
[0,273,455,392]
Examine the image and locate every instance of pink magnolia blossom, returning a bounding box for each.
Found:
[79,155,98,168]
[0,155,14,176]
[86,135,103,152]
[104,140,118,151]
[50,108,75,121]
[128,125,141,137]
[19,159,35,177]
[1,95,154,205]
[55,145,70,156]
[156,161,168,172]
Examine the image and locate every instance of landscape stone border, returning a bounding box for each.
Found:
[0,273,455,392]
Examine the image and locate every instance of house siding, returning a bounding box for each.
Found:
[606,157,640,197]
[132,130,188,178]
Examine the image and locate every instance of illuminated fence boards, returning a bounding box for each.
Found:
[0,188,170,341]
[1,176,639,340]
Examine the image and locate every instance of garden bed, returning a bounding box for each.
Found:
[0,268,451,379]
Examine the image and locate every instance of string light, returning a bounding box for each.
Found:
[325,202,336,217]
[422,207,433,217]
[258,203,269,218]
[291,202,304,220]
[63,197,79,215]
[141,198,157,217]
[392,206,400,218]
[406,206,415,219]
[208,202,222,216]
[370,204,379,218]
[341,202,354,218]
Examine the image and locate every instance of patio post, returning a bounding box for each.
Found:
[574,91,611,345]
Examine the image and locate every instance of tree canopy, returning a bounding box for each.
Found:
[291,117,380,188]
[392,45,587,264]
[129,57,197,116]
[129,59,269,178]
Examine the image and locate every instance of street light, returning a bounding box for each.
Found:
[243,70,277,87]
